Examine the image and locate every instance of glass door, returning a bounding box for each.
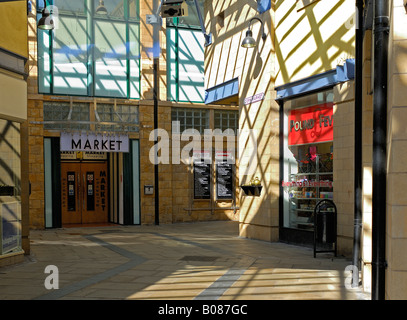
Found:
[281,90,334,241]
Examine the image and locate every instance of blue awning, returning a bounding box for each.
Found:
[205,78,239,105]
[275,59,355,100]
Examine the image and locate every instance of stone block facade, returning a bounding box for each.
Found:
[26,0,239,229]
[385,0,407,299]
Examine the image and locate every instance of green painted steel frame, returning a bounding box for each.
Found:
[37,0,141,100]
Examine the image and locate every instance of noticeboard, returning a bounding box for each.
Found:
[193,160,211,199]
[216,161,234,200]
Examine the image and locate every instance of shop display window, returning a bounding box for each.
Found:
[0,120,22,255]
[282,90,334,230]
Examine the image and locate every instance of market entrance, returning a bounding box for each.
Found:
[61,161,109,225]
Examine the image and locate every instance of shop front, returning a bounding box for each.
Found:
[280,90,334,245]
[40,102,141,228]
[60,152,110,225]
[276,60,355,248]
[44,136,140,228]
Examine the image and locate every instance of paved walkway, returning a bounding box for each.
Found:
[0,221,369,300]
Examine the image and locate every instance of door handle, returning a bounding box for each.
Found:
[83,173,86,211]
[77,172,81,211]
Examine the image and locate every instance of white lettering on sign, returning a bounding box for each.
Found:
[244,92,265,105]
[61,132,129,153]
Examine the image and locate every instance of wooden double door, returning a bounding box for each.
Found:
[61,162,109,225]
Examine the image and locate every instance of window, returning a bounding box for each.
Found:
[282,90,334,230]
[0,119,22,255]
[166,1,205,103]
[171,108,209,134]
[214,110,239,133]
[43,102,139,132]
[96,104,139,132]
[43,102,90,131]
[37,0,140,99]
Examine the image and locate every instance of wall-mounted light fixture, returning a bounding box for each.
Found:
[161,0,188,18]
[38,8,54,30]
[96,0,108,15]
[27,0,32,16]
[146,0,212,47]
[241,17,267,48]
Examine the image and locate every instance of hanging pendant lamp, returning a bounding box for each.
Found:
[96,0,108,15]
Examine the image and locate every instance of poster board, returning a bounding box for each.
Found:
[215,151,234,200]
[193,151,211,199]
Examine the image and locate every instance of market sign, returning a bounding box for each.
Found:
[288,103,333,146]
[61,132,129,153]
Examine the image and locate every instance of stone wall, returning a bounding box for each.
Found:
[26,0,238,229]
[333,81,355,257]
[385,0,407,299]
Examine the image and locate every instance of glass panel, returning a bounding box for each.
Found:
[44,102,69,130]
[171,108,208,134]
[214,110,239,132]
[53,0,86,15]
[86,171,95,211]
[52,15,88,95]
[0,120,22,255]
[94,20,127,98]
[129,23,141,99]
[282,90,334,230]
[43,102,90,131]
[167,28,178,101]
[69,103,90,130]
[94,0,125,18]
[96,103,139,132]
[128,0,140,20]
[132,140,140,224]
[170,0,204,27]
[37,0,141,99]
[178,29,204,102]
[44,138,53,228]
[37,29,51,94]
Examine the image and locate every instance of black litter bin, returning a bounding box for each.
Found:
[313,199,337,258]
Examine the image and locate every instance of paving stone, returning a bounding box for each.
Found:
[0,221,370,300]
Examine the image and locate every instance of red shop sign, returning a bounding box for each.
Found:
[288,103,333,146]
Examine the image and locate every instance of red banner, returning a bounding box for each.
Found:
[288,103,333,146]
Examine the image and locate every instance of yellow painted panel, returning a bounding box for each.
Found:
[0,1,28,58]
[0,72,27,121]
